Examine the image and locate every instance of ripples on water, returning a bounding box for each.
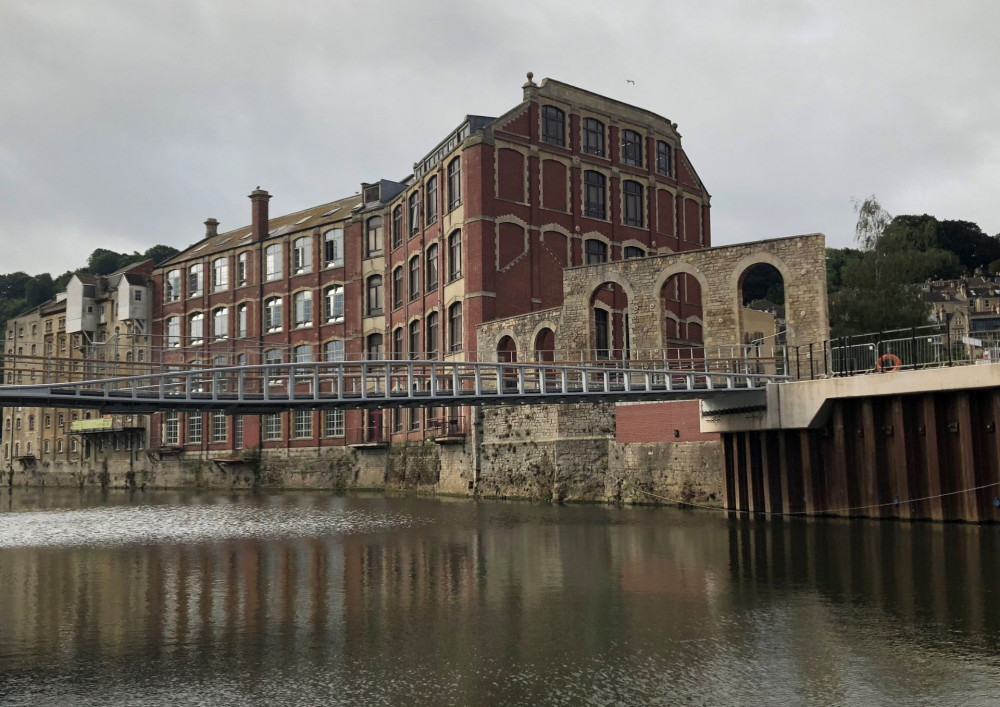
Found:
[1,490,999,706]
[0,502,420,549]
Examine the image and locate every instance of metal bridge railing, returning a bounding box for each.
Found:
[0,359,790,410]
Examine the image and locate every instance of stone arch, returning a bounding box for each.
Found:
[730,251,792,347]
[652,262,709,357]
[531,320,558,362]
[588,279,633,361]
[492,328,519,361]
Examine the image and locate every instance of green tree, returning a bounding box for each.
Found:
[87,248,126,275]
[830,196,953,337]
[143,244,179,264]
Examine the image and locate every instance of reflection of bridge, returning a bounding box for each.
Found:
[0,360,789,412]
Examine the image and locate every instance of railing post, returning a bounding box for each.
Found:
[911,326,917,368]
[946,317,953,366]
[808,343,814,380]
[823,340,828,377]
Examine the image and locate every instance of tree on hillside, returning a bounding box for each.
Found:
[830,196,956,337]
[143,244,179,264]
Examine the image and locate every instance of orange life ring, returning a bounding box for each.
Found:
[876,353,902,373]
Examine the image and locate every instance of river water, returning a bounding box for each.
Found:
[0,490,998,706]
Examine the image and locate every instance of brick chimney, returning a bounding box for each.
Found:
[204,218,219,239]
[249,187,271,242]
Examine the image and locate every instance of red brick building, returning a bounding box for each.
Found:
[150,75,711,454]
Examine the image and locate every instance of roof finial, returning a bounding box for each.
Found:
[526,71,533,82]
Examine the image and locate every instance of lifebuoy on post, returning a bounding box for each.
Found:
[876,353,902,373]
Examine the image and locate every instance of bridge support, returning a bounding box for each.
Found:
[722,389,1000,522]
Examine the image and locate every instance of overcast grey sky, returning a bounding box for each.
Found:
[1,0,997,275]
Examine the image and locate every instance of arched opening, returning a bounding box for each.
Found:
[590,283,630,361]
[496,335,517,363]
[738,263,785,347]
[534,327,555,362]
[660,273,704,365]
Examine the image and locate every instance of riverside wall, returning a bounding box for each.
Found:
[4,403,724,506]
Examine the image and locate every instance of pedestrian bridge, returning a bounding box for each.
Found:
[0,360,788,413]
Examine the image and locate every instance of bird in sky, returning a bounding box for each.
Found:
[626,80,635,85]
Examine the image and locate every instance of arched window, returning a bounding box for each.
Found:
[584,171,606,219]
[265,244,282,280]
[293,235,312,274]
[426,312,439,357]
[165,270,180,302]
[188,264,204,296]
[656,141,672,177]
[212,257,229,291]
[212,307,228,339]
[392,205,403,249]
[323,228,343,267]
[408,256,420,301]
[621,129,643,167]
[448,302,463,352]
[366,216,383,256]
[425,175,438,225]
[409,319,420,360]
[426,243,439,292]
[237,252,249,284]
[447,157,461,210]
[623,180,644,227]
[448,230,462,281]
[293,291,313,327]
[264,297,283,332]
[541,105,565,146]
[392,266,404,309]
[408,191,420,236]
[366,275,383,315]
[324,285,344,323]
[392,327,404,360]
[167,316,180,347]
[325,340,344,362]
[188,312,204,345]
[624,246,645,259]
[366,333,384,360]
[582,118,605,156]
[28,415,35,431]
[236,304,248,338]
[585,239,607,265]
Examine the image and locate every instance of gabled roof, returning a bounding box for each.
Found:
[161,192,362,268]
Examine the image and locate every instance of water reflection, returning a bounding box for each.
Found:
[0,490,998,705]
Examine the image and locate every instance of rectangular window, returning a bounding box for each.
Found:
[236,304,248,338]
[213,308,228,340]
[584,171,606,219]
[265,244,282,280]
[582,118,605,156]
[425,176,438,225]
[213,258,228,291]
[324,229,344,267]
[449,303,463,352]
[448,231,462,281]
[656,141,672,177]
[187,413,203,444]
[426,245,438,292]
[212,411,226,443]
[623,181,645,227]
[325,285,344,323]
[408,257,420,301]
[293,291,313,327]
[447,158,461,210]
[595,308,610,359]
[264,413,282,440]
[188,264,204,297]
[393,267,403,309]
[293,236,312,274]
[324,409,344,437]
[265,298,282,332]
[408,192,420,236]
[234,415,243,449]
[409,320,420,360]
[392,206,403,249]
[293,410,312,438]
[164,412,179,445]
[237,253,248,284]
[541,105,565,147]
[621,129,643,167]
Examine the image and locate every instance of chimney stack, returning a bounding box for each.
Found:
[249,187,272,242]
[204,217,219,239]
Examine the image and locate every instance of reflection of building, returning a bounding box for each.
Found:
[2,262,153,474]
[148,75,713,455]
